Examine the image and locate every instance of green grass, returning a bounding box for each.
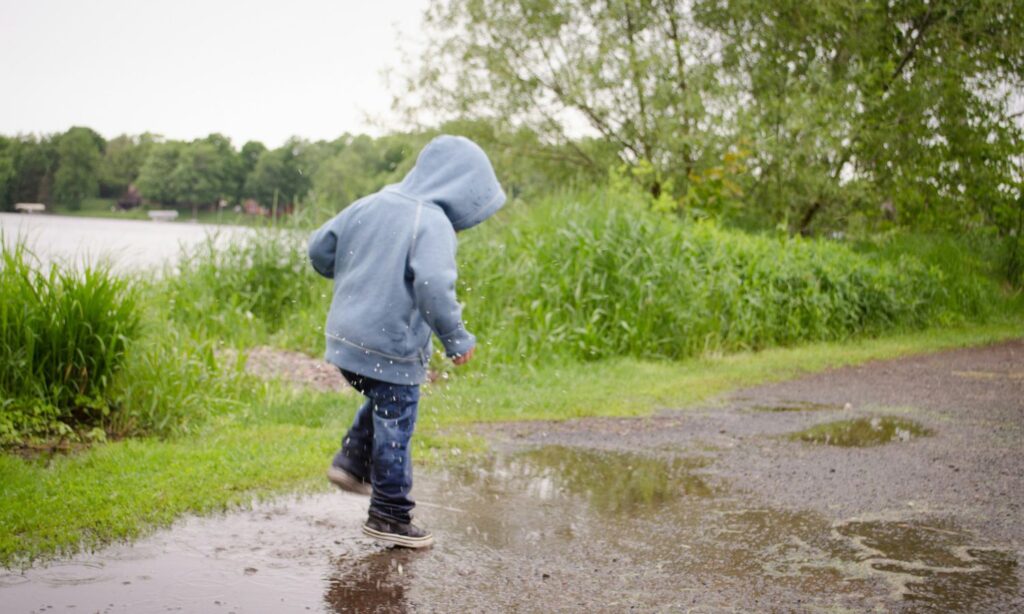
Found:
[2,315,1021,567]
[1,240,141,443]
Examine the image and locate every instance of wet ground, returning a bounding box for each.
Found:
[2,340,1022,612]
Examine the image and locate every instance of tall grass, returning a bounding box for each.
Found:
[161,229,324,349]
[458,190,995,361]
[161,188,1003,368]
[0,241,140,442]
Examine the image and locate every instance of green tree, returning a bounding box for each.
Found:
[243,140,312,207]
[9,135,58,206]
[53,127,104,210]
[238,141,267,198]
[136,141,182,205]
[412,0,727,198]
[697,0,1024,233]
[0,137,15,210]
[100,134,156,197]
[415,0,1024,237]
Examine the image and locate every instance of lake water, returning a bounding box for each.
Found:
[0,213,253,274]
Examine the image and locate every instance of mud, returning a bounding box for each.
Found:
[3,340,1022,612]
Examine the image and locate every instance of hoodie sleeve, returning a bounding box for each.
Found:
[308,217,339,279]
[408,212,476,358]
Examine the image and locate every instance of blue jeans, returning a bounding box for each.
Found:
[332,369,419,524]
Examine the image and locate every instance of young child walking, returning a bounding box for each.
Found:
[307,135,505,549]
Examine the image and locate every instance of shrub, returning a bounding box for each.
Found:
[0,241,140,443]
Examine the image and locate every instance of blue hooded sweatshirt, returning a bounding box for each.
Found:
[308,135,506,385]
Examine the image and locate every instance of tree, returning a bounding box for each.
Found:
[136,141,183,205]
[414,0,1024,236]
[53,127,104,210]
[410,0,728,198]
[243,140,312,207]
[697,0,1024,233]
[0,137,15,210]
[100,134,156,197]
[9,135,58,206]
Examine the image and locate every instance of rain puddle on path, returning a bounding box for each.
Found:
[788,417,932,447]
[2,446,1019,612]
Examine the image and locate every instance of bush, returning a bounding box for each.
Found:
[0,241,140,443]
[458,190,993,362]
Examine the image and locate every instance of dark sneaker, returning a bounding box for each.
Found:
[362,516,434,549]
[326,465,371,496]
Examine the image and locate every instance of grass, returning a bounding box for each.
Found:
[1,314,1021,567]
[0,240,141,443]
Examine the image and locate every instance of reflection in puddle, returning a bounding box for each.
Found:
[510,446,714,514]
[325,549,420,614]
[788,417,931,447]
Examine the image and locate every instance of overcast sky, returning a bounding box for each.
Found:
[0,0,430,147]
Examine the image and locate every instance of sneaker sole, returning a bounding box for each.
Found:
[362,523,435,549]
[326,466,371,496]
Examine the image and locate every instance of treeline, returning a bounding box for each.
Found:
[0,121,589,215]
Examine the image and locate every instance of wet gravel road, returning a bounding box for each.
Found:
[3,340,1022,612]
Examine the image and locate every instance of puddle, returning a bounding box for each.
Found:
[837,520,1020,612]
[747,400,842,412]
[788,417,932,447]
[498,445,714,514]
[1,445,1017,612]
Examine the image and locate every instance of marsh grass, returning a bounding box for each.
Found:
[166,189,1003,367]
[458,191,995,362]
[161,229,324,349]
[0,240,140,442]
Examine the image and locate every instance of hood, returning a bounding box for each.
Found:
[394,135,506,231]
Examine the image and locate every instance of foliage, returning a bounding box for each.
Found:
[135,141,182,205]
[161,229,322,347]
[0,241,140,443]
[697,0,1024,234]
[53,127,104,210]
[99,134,156,197]
[0,135,57,210]
[244,140,312,208]
[414,0,1024,247]
[457,189,995,362]
[413,0,723,198]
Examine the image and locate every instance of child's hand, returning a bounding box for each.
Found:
[452,347,475,366]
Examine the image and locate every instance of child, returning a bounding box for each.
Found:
[307,135,505,548]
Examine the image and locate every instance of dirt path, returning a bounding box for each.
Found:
[3,340,1022,612]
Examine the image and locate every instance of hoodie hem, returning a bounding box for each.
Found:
[324,334,427,386]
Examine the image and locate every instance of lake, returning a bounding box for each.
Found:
[0,213,253,274]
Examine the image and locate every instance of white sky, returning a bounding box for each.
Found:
[0,0,430,148]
